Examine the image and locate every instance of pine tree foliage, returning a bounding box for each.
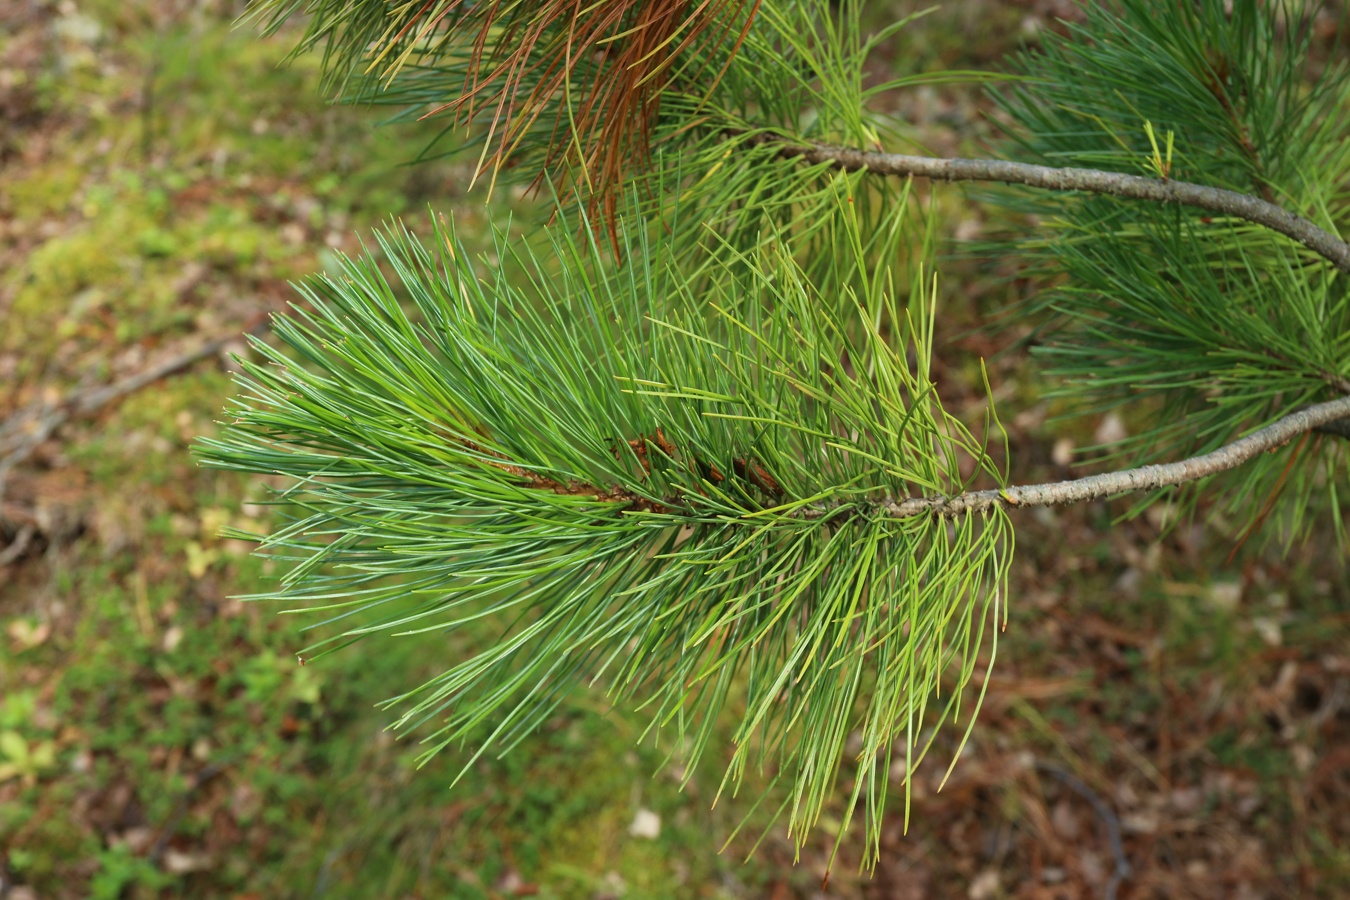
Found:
[996,0,1350,539]
[247,0,762,225]
[204,0,1350,865]
[200,201,1014,862]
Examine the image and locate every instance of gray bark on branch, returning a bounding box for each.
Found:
[1318,417,1350,439]
[768,140,1350,275]
[800,395,1350,520]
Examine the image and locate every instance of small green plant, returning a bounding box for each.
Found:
[0,731,57,787]
[0,691,38,730]
[88,843,173,900]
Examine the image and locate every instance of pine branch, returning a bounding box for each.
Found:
[799,395,1350,521]
[763,140,1350,274]
[196,210,1021,865]
[1319,418,1350,440]
[212,0,1350,866]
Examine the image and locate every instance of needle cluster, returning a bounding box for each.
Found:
[209,0,1350,865]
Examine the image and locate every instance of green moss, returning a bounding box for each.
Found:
[17,227,128,306]
[1,163,84,220]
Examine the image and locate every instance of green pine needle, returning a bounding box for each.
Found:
[197,195,1013,865]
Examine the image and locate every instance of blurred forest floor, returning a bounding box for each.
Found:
[1,1,1347,898]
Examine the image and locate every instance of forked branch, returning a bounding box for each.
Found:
[767,140,1350,275]
[803,395,1350,520]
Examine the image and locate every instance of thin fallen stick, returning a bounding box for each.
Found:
[1036,760,1132,900]
[148,758,234,865]
[0,318,270,491]
[0,523,36,567]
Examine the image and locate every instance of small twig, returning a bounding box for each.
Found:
[141,58,158,170]
[759,138,1350,275]
[799,395,1350,520]
[309,840,353,900]
[1035,760,1131,900]
[0,319,269,495]
[1309,677,1348,731]
[148,758,233,864]
[0,523,36,567]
